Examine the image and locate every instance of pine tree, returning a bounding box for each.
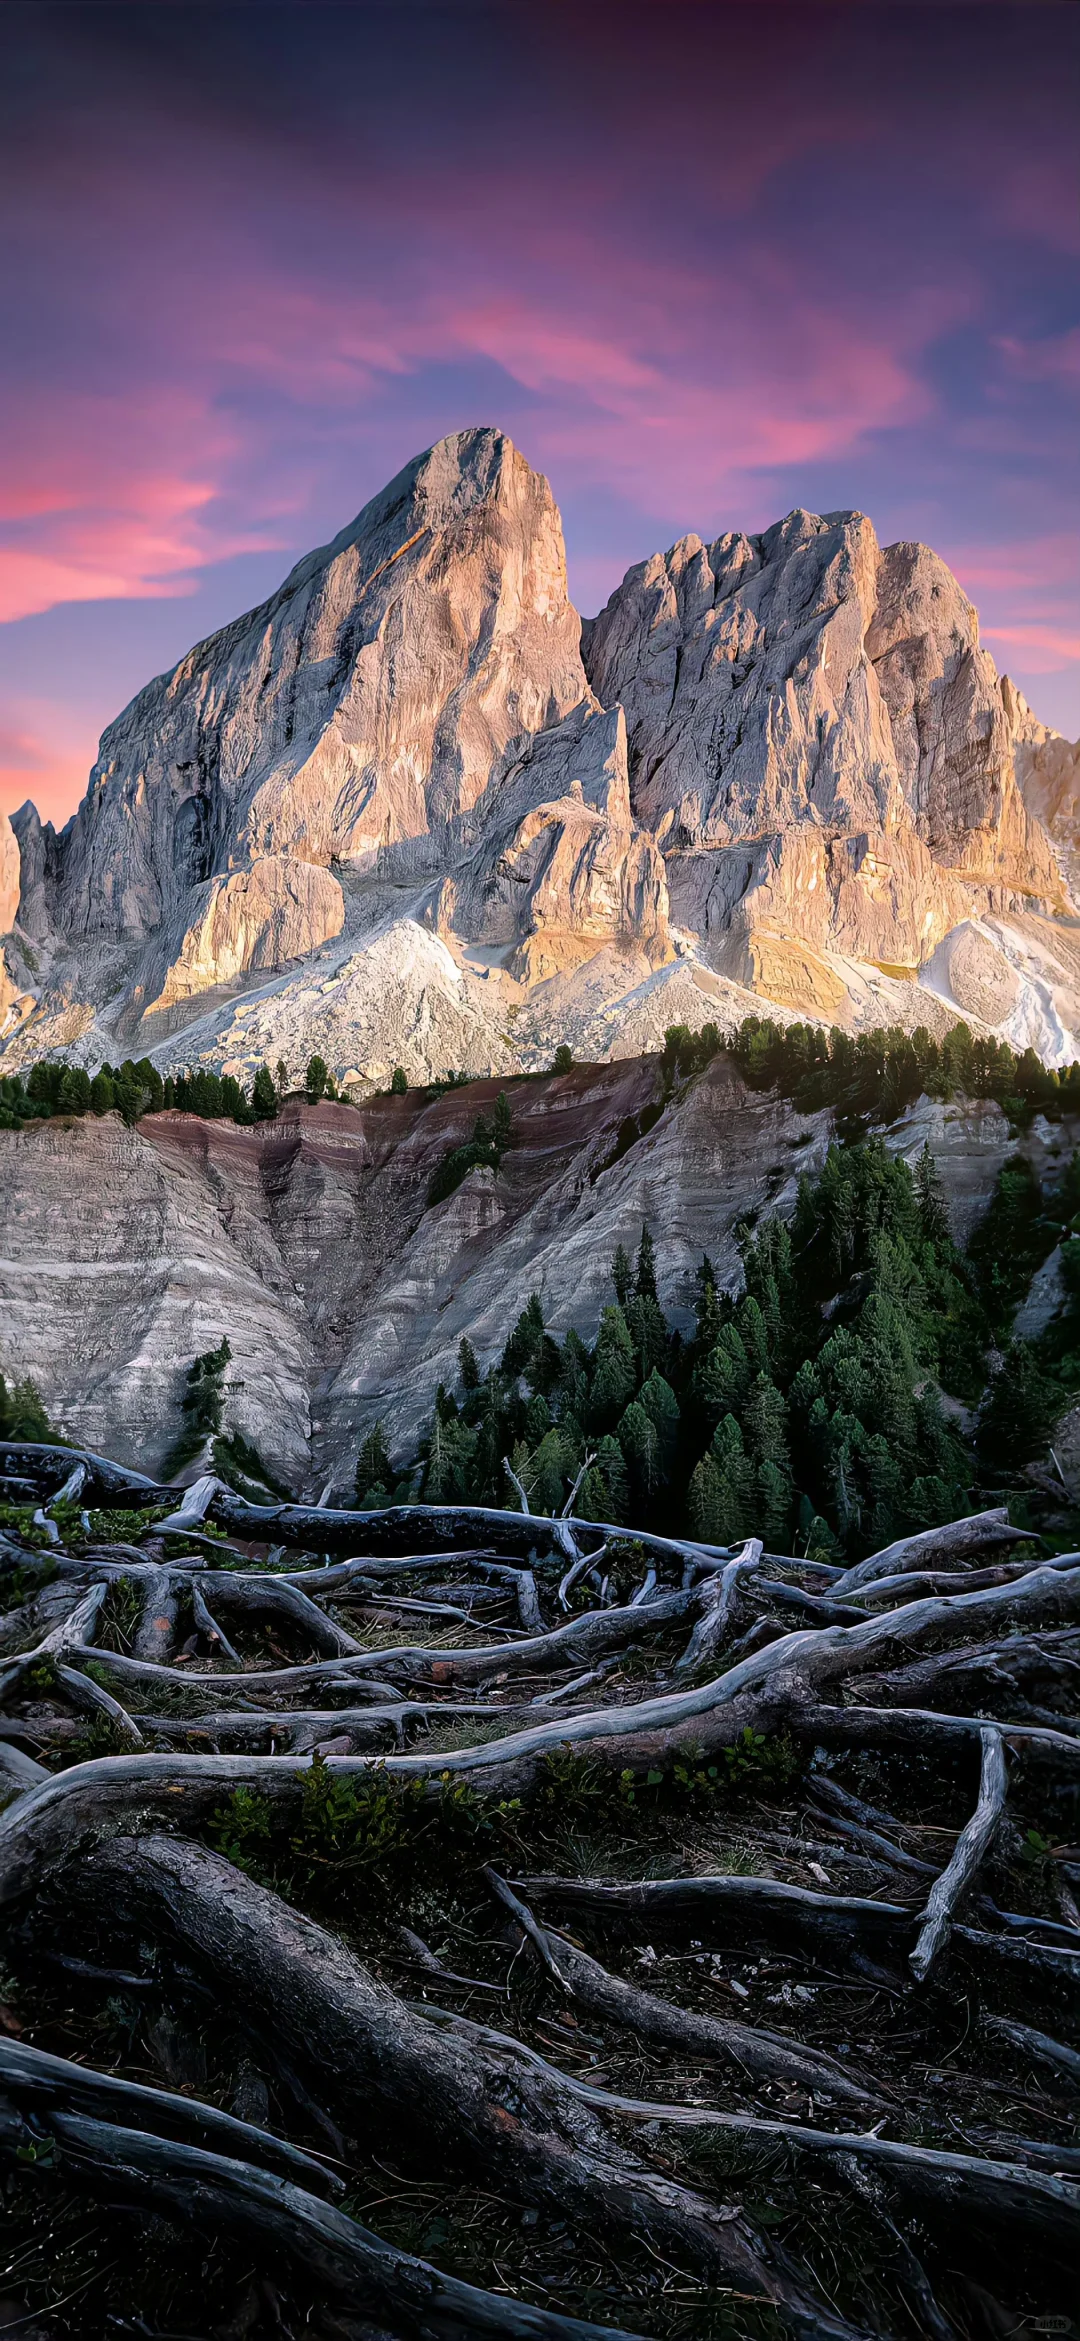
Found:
[688,1454,723,1543]
[134,1058,164,1114]
[636,1225,658,1302]
[743,1373,790,1474]
[638,1370,680,1472]
[90,1069,116,1114]
[458,1336,481,1391]
[529,1426,573,1514]
[696,1324,749,1418]
[552,1044,573,1074]
[593,1433,629,1520]
[0,1372,57,1442]
[502,1293,545,1376]
[492,1091,512,1151]
[709,1413,756,1542]
[251,1065,277,1120]
[757,1458,793,1550]
[59,1066,92,1114]
[355,1422,392,1504]
[611,1244,633,1309]
[914,1142,949,1247]
[390,1066,408,1095]
[977,1340,1061,1471]
[625,1292,668,1377]
[275,1059,290,1099]
[735,1294,770,1378]
[587,1307,637,1427]
[305,1055,328,1102]
[617,1399,661,1503]
[692,1261,724,1358]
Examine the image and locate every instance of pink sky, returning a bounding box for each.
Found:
[1,1,1077,826]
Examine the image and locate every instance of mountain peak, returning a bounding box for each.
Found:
[1,432,1078,1079]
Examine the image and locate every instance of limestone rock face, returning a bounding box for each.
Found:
[148,856,346,1015]
[582,511,1070,998]
[48,428,587,945]
[4,429,1079,1077]
[0,813,20,937]
[442,701,670,979]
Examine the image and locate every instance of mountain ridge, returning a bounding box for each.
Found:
[2,425,1078,1080]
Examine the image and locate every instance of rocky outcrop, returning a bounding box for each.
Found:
[146,855,346,1017]
[0,813,19,938]
[438,701,670,980]
[2,430,1078,1077]
[1,1073,1071,1487]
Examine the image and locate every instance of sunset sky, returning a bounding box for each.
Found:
[2,0,1077,828]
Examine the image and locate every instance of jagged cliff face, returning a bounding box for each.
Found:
[0,1073,1052,1489]
[2,427,1077,1077]
[583,514,1067,1006]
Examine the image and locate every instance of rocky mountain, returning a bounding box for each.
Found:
[0,1060,1062,1491]
[1,426,1078,1084]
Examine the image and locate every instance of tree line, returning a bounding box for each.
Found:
[3,1013,1077,1139]
[665,1012,1080,1126]
[0,1052,371,1131]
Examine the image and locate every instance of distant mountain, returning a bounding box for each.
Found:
[2,425,1078,1082]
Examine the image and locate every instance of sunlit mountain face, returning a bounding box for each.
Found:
[0,0,1077,828]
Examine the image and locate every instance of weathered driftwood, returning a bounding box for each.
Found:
[909,1727,1007,1983]
[483,1868,884,2109]
[0,2102,651,2341]
[48,1833,846,2334]
[831,1508,1040,1594]
[3,1447,1078,2334]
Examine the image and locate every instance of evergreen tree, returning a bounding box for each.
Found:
[611,1244,633,1309]
[552,1044,573,1074]
[354,1422,392,1505]
[502,1293,545,1377]
[708,1414,756,1542]
[251,1065,277,1120]
[757,1458,793,1551]
[978,1340,1061,1471]
[915,1142,949,1247]
[275,1060,290,1100]
[390,1066,408,1095]
[638,1369,680,1472]
[688,1454,723,1543]
[594,1433,630,1521]
[113,1072,141,1126]
[458,1335,481,1391]
[735,1294,770,1379]
[529,1426,573,1514]
[625,1291,668,1378]
[617,1398,661,1504]
[636,1224,658,1302]
[0,1372,58,1442]
[492,1091,512,1151]
[743,1373,791,1474]
[587,1306,637,1427]
[59,1065,92,1114]
[134,1058,164,1114]
[305,1055,328,1103]
[691,1261,724,1359]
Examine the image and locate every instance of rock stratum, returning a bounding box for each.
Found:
[2,425,1079,1082]
[0,1061,1068,1491]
